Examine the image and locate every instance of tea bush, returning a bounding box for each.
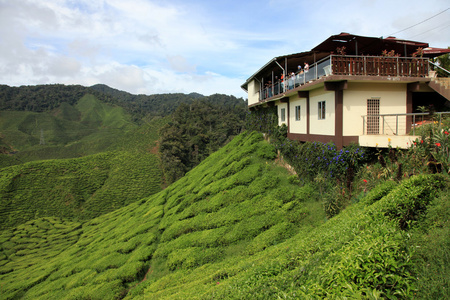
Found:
[0,150,162,229]
[372,174,448,229]
[362,180,398,205]
[1,131,448,299]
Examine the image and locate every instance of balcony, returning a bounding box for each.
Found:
[359,112,450,148]
[259,55,431,102]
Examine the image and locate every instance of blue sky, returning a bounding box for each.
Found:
[0,0,449,98]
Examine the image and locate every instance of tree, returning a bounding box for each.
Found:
[158,97,246,184]
[434,48,450,77]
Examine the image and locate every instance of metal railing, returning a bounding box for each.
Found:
[362,112,450,136]
[260,56,332,100]
[259,55,431,101]
[429,60,450,76]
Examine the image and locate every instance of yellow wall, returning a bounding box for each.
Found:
[247,80,260,105]
[343,82,407,136]
[289,96,307,134]
[277,102,288,126]
[309,89,335,135]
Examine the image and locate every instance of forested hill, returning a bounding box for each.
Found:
[89,84,247,120]
[0,83,247,168]
[0,84,247,120]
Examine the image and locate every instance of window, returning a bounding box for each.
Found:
[295,105,301,121]
[280,108,286,122]
[367,98,380,134]
[318,101,326,120]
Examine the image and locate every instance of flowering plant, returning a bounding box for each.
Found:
[432,127,450,173]
[381,49,400,57]
[410,124,450,174]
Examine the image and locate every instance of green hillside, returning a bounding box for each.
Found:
[0,94,140,165]
[1,131,448,299]
[0,150,162,230]
[0,92,166,230]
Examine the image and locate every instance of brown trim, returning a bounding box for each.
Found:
[343,136,359,146]
[407,82,420,92]
[280,97,289,103]
[322,80,347,149]
[298,91,309,98]
[306,94,310,135]
[287,100,290,130]
[287,133,358,148]
[324,80,348,91]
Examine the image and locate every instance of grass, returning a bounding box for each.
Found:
[0,131,448,299]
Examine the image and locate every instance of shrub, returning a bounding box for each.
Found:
[375,174,448,229]
[255,141,277,160]
[361,180,398,205]
[409,192,450,299]
[272,138,368,183]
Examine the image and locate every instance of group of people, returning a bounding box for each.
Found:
[263,62,310,99]
[297,62,309,74]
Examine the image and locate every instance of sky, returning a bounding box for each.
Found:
[0,0,449,99]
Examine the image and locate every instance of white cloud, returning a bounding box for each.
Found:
[166,55,197,73]
[0,0,448,99]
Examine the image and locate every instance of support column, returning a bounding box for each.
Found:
[298,91,310,138]
[324,81,347,149]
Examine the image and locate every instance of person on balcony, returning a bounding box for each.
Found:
[304,62,309,72]
[288,72,295,90]
[274,76,279,95]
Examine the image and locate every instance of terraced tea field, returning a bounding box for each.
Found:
[1,131,448,299]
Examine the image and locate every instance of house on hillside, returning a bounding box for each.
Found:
[241,33,450,149]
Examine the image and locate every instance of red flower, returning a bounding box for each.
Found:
[445,131,449,135]
[436,143,441,147]
[363,179,368,183]
[420,140,424,144]
[414,142,417,146]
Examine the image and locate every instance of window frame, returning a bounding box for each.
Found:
[318,101,326,120]
[280,108,286,122]
[295,105,301,121]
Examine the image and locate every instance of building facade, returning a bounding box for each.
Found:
[241,33,450,148]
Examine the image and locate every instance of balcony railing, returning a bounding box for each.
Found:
[332,55,429,77]
[362,112,450,136]
[260,55,430,101]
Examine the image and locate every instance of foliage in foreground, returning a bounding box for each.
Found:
[0,131,448,299]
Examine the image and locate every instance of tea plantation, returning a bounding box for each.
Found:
[0,150,162,230]
[0,94,141,166]
[1,131,448,299]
